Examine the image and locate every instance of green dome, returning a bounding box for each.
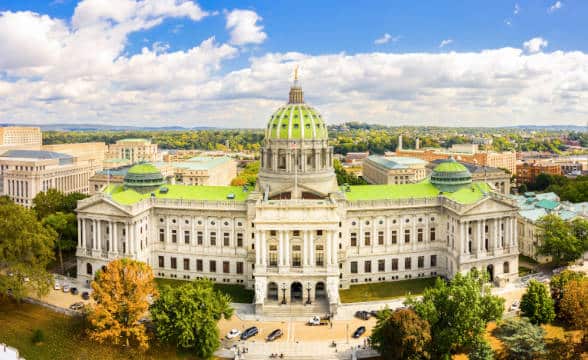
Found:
[265,104,328,140]
[124,163,165,190]
[430,159,472,193]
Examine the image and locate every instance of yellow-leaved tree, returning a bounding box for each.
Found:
[87,258,158,351]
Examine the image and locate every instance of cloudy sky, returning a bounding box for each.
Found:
[0,0,587,128]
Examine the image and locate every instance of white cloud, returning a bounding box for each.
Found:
[225,9,267,46]
[523,37,548,53]
[374,33,400,45]
[548,1,563,13]
[514,3,520,15]
[439,39,453,48]
[504,19,512,26]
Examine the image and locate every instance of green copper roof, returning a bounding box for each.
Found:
[265,104,328,140]
[124,163,164,189]
[127,163,160,175]
[105,184,250,205]
[433,159,469,173]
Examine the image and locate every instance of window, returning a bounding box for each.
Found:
[184,231,190,244]
[223,232,230,246]
[210,232,216,246]
[183,258,190,270]
[223,261,230,274]
[316,245,324,266]
[430,228,436,241]
[210,260,216,273]
[159,229,164,242]
[391,258,398,271]
[418,256,424,268]
[237,262,244,274]
[316,230,323,236]
[364,232,371,246]
[171,230,177,243]
[378,231,384,245]
[391,230,397,244]
[171,257,177,269]
[364,261,372,273]
[197,231,203,245]
[86,263,92,275]
[237,233,243,247]
[350,261,358,274]
[350,232,357,246]
[405,257,412,270]
[292,245,302,267]
[269,245,278,267]
[378,259,385,272]
[159,256,164,268]
[503,261,510,274]
[293,230,300,237]
[196,259,203,271]
[404,229,411,243]
[417,228,423,242]
[431,255,437,267]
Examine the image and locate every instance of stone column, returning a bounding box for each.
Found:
[255,231,261,265]
[303,231,308,266]
[284,231,290,267]
[92,219,97,250]
[309,231,315,267]
[481,219,486,252]
[261,231,267,266]
[77,218,82,248]
[108,221,113,253]
[512,216,517,248]
[326,231,332,266]
[279,231,284,267]
[331,230,338,265]
[113,222,118,255]
[96,220,102,251]
[82,218,87,249]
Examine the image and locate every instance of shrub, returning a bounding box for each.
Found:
[31,328,45,344]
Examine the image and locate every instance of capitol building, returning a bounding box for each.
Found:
[76,78,519,314]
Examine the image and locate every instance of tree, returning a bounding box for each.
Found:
[520,279,555,324]
[537,214,583,264]
[369,308,431,360]
[0,197,56,301]
[558,278,588,330]
[571,218,588,251]
[407,269,504,357]
[333,159,367,185]
[42,212,77,274]
[495,318,546,360]
[87,259,158,351]
[32,189,65,219]
[550,270,586,317]
[150,279,233,359]
[546,334,584,360]
[468,339,494,360]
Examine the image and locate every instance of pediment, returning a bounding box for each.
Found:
[76,197,132,217]
[459,197,516,216]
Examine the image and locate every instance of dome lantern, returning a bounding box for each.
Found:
[430,158,472,192]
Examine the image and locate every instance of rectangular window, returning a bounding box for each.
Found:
[196,259,203,271]
[197,231,203,245]
[209,260,216,273]
[430,228,436,241]
[364,261,372,273]
[404,229,410,243]
[418,256,424,268]
[269,245,278,267]
[391,230,397,244]
[184,230,190,244]
[237,233,243,247]
[223,232,230,246]
[159,229,164,242]
[223,261,230,274]
[158,256,164,268]
[171,230,177,243]
[210,232,216,246]
[391,258,398,271]
[171,257,177,269]
[378,259,385,272]
[236,262,244,274]
[378,231,384,245]
[183,258,190,270]
[293,230,300,237]
[350,261,358,274]
[364,232,371,246]
[431,255,437,267]
[405,257,411,270]
[417,228,423,242]
[350,232,357,246]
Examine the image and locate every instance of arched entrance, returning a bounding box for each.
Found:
[267,282,278,301]
[486,264,494,282]
[315,282,326,300]
[291,282,303,302]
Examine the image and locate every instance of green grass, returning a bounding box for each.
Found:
[0,299,193,360]
[339,278,437,303]
[155,278,254,304]
[107,184,250,205]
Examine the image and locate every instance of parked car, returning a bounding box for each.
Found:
[240,326,259,340]
[81,291,90,300]
[355,310,371,320]
[510,300,520,312]
[226,328,241,339]
[352,326,366,338]
[266,329,283,342]
[54,283,61,291]
[307,316,329,326]
[62,285,70,293]
[69,302,84,311]
[370,310,380,318]
[70,287,79,295]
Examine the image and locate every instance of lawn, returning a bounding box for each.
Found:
[0,299,194,360]
[339,278,437,303]
[155,278,254,304]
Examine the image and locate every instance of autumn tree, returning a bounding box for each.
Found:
[495,318,546,360]
[0,197,56,301]
[150,279,233,359]
[369,308,431,360]
[558,278,588,330]
[537,214,583,264]
[520,279,555,325]
[43,212,77,274]
[550,270,585,317]
[87,259,158,351]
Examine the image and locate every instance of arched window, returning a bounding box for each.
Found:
[86,263,93,275]
[503,261,510,274]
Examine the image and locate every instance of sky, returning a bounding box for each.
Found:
[0,0,587,128]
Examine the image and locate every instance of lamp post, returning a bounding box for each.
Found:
[306,282,312,305]
[281,283,287,305]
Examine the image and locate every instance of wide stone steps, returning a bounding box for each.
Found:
[262,303,330,318]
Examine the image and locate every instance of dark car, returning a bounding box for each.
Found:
[240,326,259,340]
[370,310,380,318]
[352,326,366,338]
[266,329,283,342]
[70,287,79,295]
[81,291,90,300]
[355,310,370,320]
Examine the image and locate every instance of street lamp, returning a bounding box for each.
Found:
[281,283,287,305]
[306,282,312,305]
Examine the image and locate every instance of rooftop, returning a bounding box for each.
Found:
[105,184,250,205]
[117,138,151,143]
[155,156,232,171]
[365,155,427,169]
[127,163,161,175]
[433,159,469,173]
[0,149,73,165]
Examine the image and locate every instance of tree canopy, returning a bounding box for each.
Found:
[32,189,87,219]
[559,278,588,330]
[42,212,77,274]
[230,161,259,187]
[494,318,546,360]
[537,214,584,264]
[333,159,367,185]
[520,279,555,324]
[550,270,586,318]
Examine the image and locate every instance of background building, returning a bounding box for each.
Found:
[516,160,562,185]
[106,138,159,164]
[0,126,42,151]
[362,155,427,185]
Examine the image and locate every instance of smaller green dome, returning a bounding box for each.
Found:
[431,158,472,193]
[433,160,469,173]
[127,163,160,175]
[124,163,164,190]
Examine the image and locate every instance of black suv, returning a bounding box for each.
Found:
[240,326,259,340]
[266,329,283,342]
[355,310,370,320]
[353,326,366,338]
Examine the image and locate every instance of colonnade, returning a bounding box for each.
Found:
[459,216,516,256]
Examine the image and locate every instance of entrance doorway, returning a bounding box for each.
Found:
[291,282,303,302]
[267,282,278,301]
[486,264,494,282]
[315,282,326,300]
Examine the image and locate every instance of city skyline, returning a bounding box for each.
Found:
[0,0,587,128]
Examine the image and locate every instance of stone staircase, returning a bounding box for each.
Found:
[262,301,330,319]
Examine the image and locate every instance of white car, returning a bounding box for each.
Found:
[62,285,70,293]
[308,316,321,326]
[510,300,520,312]
[54,283,61,290]
[226,329,241,339]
